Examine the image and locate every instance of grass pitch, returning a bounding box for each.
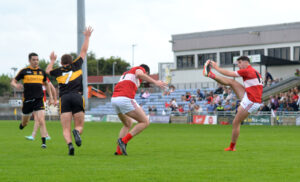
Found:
[0,121,300,182]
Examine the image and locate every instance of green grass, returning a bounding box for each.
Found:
[0,121,300,182]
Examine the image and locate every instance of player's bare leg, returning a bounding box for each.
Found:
[118,113,133,138]
[125,107,150,136]
[34,110,47,148]
[60,113,72,144]
[61,112,74,155]
[225,106,249,151]
[115,113,133,155]
[19,115,31,129]
[73,111,84,146]
[117,107,150,155]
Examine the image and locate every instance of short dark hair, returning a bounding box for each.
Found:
[140,64,150,74]
[237,56,250,62]
[28,52,38,60]
[61,54,73,65]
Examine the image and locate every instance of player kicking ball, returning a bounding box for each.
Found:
[203,56,263,151]
[111,64,167,155]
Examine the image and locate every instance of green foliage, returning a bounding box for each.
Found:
[0,74,12,96]
[70,52,130,76]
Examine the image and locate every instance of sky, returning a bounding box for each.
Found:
[1,0,300,76]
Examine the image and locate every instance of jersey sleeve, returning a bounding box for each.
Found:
[50,68,62,78]
[136,66,146,74]
[72,57,83,70]
[15,69,25,81]
[236,68,248,77]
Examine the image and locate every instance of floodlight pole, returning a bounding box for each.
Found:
[77,0,88,109]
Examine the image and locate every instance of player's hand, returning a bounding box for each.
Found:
[15,84,23,90]
[53,99,58,106]
[50,52,57,62]
[48,98,55,106]
[155,80,168,89]
[83,26,93,37]
[209,60,218,69]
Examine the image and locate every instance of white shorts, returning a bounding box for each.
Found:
[240,93,261,114]
[111,97,140,114]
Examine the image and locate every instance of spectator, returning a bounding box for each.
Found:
[178,104,185,113]
[216,102,224,111]
[206,93,213,104]
[213,94,221,105]
[162,85,175,96]
[141,90,150,99]
[170,98,178,111]
[181,95,185,101]
[139,89,145,98]
[230,102,236,111]
[193,104,203,114]
[265,70,274,87]
[185,92,192,101]
[188,99,196,112]
[151,105,157,115]
[224,101,231,111]
[295,69,300,76]
[260,102,270,112]
[225,89,233,102]
[288,98,298,111]
[214,84,223,94]
[196,89,205,101]
[207,102,216,114]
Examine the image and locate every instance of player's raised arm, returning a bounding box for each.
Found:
[79,26,93,60]
[210,60,238,77]
[46,52,57,75]
[135,69,167,89]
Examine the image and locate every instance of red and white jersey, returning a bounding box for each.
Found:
[235,65,263,103]
[112,66,146,99]
[42,78,51,102]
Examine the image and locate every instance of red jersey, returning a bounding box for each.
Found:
[235,65,263,103]
[112,66,146,99]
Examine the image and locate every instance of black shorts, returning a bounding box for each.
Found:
[22,98,45,115]
[60,93,85,114]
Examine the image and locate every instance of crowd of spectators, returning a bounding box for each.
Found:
[258,86,300,112]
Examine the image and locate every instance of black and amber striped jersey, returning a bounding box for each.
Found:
[15,66,47,99]
[50,57,83,97]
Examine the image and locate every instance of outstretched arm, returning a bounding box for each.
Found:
[210,60,238,77]
[79,26,93,60]
[46,52,57,75]
[11,79,23,90]
[135,69,167,89]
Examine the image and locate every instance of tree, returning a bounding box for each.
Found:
[70,52,130,76]
[0,74,12,96]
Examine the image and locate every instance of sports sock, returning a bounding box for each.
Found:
[229,142,236,149]
[122,133,133,144]
[41,137,46,145]
[208,72,216,79]
[116,145,122,155]
[68,143,73,147]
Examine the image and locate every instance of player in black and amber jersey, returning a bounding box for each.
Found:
[46,26,93,155]
[11,52,54,148]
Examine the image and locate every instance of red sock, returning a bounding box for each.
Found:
[208,72,216,79]
[122,133,133,144]
[229,142,236,149]
[116,145,122,155]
